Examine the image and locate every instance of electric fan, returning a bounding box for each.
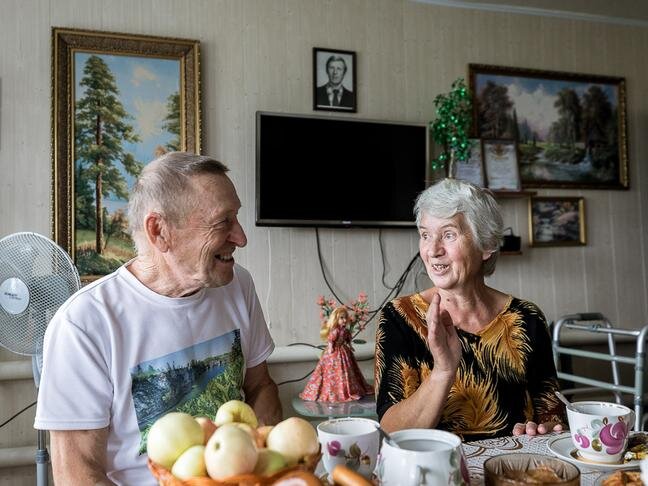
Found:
[0,232,81,486]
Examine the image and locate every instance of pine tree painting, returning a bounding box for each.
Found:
[470,65,626,189]
[74,52,181,276]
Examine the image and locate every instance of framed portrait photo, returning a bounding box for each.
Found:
[455,138,485,187]
[469,63,628,189]
[482,139,521,191]
[313,47,357,113]
[51,27,201,281]
[529,197,586,247]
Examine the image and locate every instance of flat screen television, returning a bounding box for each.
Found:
[256,111,429,228]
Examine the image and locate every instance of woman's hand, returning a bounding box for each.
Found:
[512,421,563,436]
[426,292,461,376]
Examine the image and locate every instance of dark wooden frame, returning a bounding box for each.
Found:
[313,47,357,113]
[529,196,586,247]
[469,63,628,189]
[51,27,201,273]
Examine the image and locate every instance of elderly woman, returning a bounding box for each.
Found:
[374,179,564,440]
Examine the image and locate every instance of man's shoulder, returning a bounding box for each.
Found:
[232,263,253,286]
[61,269,123,308]
[315,85,329,99]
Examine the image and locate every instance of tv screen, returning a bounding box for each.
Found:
[256,112,428,228]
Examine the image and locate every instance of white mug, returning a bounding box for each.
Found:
[376,429,469,486]
[567,400,635,464]
[317,417,380,479]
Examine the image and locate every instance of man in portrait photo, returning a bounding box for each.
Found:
[315,53,356,111]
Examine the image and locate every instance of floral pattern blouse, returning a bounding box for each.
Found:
[374,294,565,441]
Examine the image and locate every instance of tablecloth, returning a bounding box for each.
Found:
[464,433,615,485]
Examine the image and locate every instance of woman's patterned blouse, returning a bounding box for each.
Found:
[374,293,565,441]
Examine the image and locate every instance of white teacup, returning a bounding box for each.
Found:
[376,429,469,486]
[567,400,635,464]
[316,417,380,479]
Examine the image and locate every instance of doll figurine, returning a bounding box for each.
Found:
[300,306,373,402]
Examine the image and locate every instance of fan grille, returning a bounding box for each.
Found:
[0,232,80,356]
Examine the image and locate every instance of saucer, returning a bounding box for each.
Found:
[546,433,640,471]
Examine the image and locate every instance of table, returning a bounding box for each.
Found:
[464,433,611,485]
[292,395,377,420]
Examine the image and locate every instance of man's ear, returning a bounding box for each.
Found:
[144,212,170,252]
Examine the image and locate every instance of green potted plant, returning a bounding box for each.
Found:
[430,78,472,178]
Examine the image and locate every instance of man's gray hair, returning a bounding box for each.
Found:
[414,178,503,276]
[128,151,229,252]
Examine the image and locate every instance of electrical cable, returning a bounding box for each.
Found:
[314,228,346,305]
[287,342,325,350]
[379,230,391,288]
[0,400,36,428]
[316,228,419,314]
[277,229,420,386]
[277,367,316,387]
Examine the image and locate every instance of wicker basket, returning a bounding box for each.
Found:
[148,450,322,486]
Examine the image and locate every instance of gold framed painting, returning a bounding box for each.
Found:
[529,196,586,247]
[51,27,201,280]
[469,63,628,190]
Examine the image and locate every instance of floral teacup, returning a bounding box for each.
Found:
[567,400,635,464]
[316,417,380,479]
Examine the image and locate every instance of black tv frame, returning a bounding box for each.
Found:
[255,111,429,228]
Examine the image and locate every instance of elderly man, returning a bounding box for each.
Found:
[316,55,355,109]
[34,152,282,485]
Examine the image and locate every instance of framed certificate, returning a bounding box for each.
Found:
[483,140,521,191]
[455,138,485,187]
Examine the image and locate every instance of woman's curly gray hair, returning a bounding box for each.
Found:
[413,178,503,276]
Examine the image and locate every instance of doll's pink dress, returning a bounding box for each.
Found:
[299,325,373,402]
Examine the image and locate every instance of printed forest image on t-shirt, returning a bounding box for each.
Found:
[130,329,244,453]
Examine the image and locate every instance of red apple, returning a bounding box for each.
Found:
[195,416,217,445]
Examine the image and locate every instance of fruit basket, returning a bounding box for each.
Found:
[148,449,322,486]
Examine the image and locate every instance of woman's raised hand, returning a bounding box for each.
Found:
[426,293,461,376]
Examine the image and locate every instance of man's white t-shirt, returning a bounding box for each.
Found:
[34,263,274,486]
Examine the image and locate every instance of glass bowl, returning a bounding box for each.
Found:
[484,453,580,485]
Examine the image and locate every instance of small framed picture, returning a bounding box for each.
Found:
[455,138,485,187]
[529,197,586,247]
[483,139,521,191]
[313,47,357,113]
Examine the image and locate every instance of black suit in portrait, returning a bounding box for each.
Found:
[316,84,355,109]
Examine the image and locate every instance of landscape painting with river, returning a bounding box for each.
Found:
[130,329,244,453]
[470,65,627,189]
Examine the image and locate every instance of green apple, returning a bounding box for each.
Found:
[147,412,204,469]
[204,423,258,479]
[171,445,207,479]
[253,448,287,476]
[266,417,319,466]
[214,399,258,428]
